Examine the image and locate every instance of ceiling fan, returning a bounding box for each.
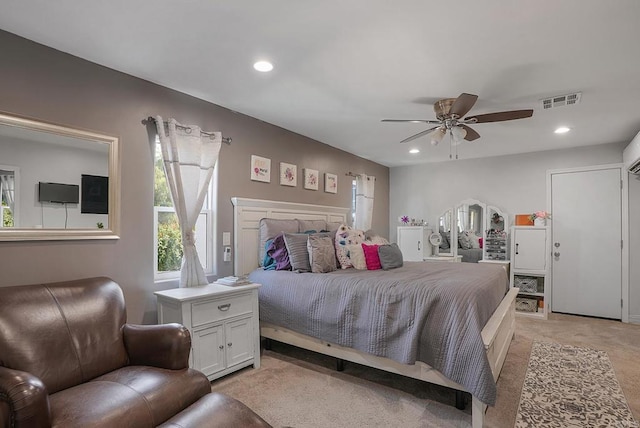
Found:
[382,93,533,146]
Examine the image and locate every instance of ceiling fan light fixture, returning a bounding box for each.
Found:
[554,126,571,134]
[430,127,446,146]
[450,126,467,144]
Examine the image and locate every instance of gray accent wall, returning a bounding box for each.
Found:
[0,30,389,323]
[389,142,640,322]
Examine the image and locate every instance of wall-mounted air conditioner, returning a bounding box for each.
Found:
[623,131,640,174]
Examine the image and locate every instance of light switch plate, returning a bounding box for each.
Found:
[222,232,231,246]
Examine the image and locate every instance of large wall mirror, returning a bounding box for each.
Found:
[436,209,454,256]
[0,112,120,241]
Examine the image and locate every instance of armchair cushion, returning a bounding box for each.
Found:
[0,366,49,428]
[123,323,191,370]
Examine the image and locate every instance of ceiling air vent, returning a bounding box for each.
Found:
[540,92,582,110]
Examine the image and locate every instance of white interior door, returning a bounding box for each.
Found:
[550,167,622,319]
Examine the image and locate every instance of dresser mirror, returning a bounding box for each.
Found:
[436,200,509,262]
[0,112,120,241]
[436,209,453,256]
[455,199,486,263]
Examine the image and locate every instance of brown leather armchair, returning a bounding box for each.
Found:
[0,277,271,428]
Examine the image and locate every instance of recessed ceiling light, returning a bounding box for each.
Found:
[253,61,273,72]
[409,148,420,154]
[554,126,571,134]
[409,120,422,124]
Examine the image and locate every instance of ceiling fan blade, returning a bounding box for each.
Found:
[382,119,441,124]
[459,124,480,141]
[450,93,478,118]
[465,109,533,123]
[399,127,439,144]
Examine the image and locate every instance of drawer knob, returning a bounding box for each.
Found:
[227,342,232,347]
[219,345,224,350]
[218,303,231,311]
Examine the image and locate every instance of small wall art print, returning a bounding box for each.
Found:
[280,162,297,187]
[304,168,319,190]
[251,155,271,183]
[324,173,337,194]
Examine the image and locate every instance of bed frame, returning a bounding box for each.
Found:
[232,197,517,428]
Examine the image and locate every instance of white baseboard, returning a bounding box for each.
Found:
[629,315,640,325]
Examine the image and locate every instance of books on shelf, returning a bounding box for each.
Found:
[214,276,251,286]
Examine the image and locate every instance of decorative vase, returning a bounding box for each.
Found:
[534,217,546,226]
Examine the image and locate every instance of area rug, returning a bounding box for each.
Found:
[515,341,638,428]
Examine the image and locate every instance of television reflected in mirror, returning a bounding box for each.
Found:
[0,111,119,241]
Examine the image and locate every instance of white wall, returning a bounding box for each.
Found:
[390,141,640,322]
[0,136,108,228]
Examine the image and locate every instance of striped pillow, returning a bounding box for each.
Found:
[283,233,312,272]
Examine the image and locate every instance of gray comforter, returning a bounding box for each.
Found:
[249,261,507,405]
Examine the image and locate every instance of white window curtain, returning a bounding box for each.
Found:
[0,173,15,215]
[155,116,222,287]
[354,173,375,230]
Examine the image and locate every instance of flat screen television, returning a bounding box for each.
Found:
[81,175,108,214]
[38,182,80,204]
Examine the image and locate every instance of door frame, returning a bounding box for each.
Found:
[546,163,629,323]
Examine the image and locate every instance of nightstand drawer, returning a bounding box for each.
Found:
[192,293,252,327]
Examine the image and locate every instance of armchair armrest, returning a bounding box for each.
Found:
[123,323,191,370]
[0,366,50,428]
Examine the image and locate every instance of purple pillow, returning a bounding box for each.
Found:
[266,233,291,270]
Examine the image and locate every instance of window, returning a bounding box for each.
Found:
[153,141,214,280]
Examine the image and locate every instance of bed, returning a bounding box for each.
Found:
[232,197,517,428]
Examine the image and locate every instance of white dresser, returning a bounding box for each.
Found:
[397,226,433,261]
[155,283,261,381]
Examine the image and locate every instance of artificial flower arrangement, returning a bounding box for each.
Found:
[529,211,551,222]
[398,215,427,226]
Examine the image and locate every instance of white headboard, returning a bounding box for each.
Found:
[231,197,350,276]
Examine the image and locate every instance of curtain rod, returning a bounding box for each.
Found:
[143,117,232,144]
[345,172,375,180]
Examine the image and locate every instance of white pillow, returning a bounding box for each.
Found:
[345,244,367,270]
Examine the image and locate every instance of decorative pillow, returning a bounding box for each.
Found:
[266,233,291,270]
[307,235,337,273]
[467,231,481,249]
[362,243,381,270]
[262,238,276,270]
[326,221,343,235]
[334,225,366,269]
[298,219,327,233]
[283,233,312,272]
[345,244,367,270]
[439,231,450,250]
[378,243,403,270]
[259,218,299,265]
[364,230,390,245]
[458,233,472,250]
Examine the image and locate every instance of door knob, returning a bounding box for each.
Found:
[554,242,560,248]
[554,252,560,257]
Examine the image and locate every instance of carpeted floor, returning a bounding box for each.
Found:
[211,313,640,428]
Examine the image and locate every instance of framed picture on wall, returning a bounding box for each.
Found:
[324,173,337,194]
[250,155,271,183]
[280,162,297,187]
[303,168,319,190]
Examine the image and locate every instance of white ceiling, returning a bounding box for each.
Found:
[1,0,640,167]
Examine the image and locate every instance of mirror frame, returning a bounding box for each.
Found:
[0,112,120,241]
[454,198,486,259]
[436,208,454,256]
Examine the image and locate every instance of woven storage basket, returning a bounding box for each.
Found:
[515,297,538,312]
[515,276,538,293]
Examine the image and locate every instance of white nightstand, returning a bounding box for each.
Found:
[155,283,261,381]
[424,255,463,263]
